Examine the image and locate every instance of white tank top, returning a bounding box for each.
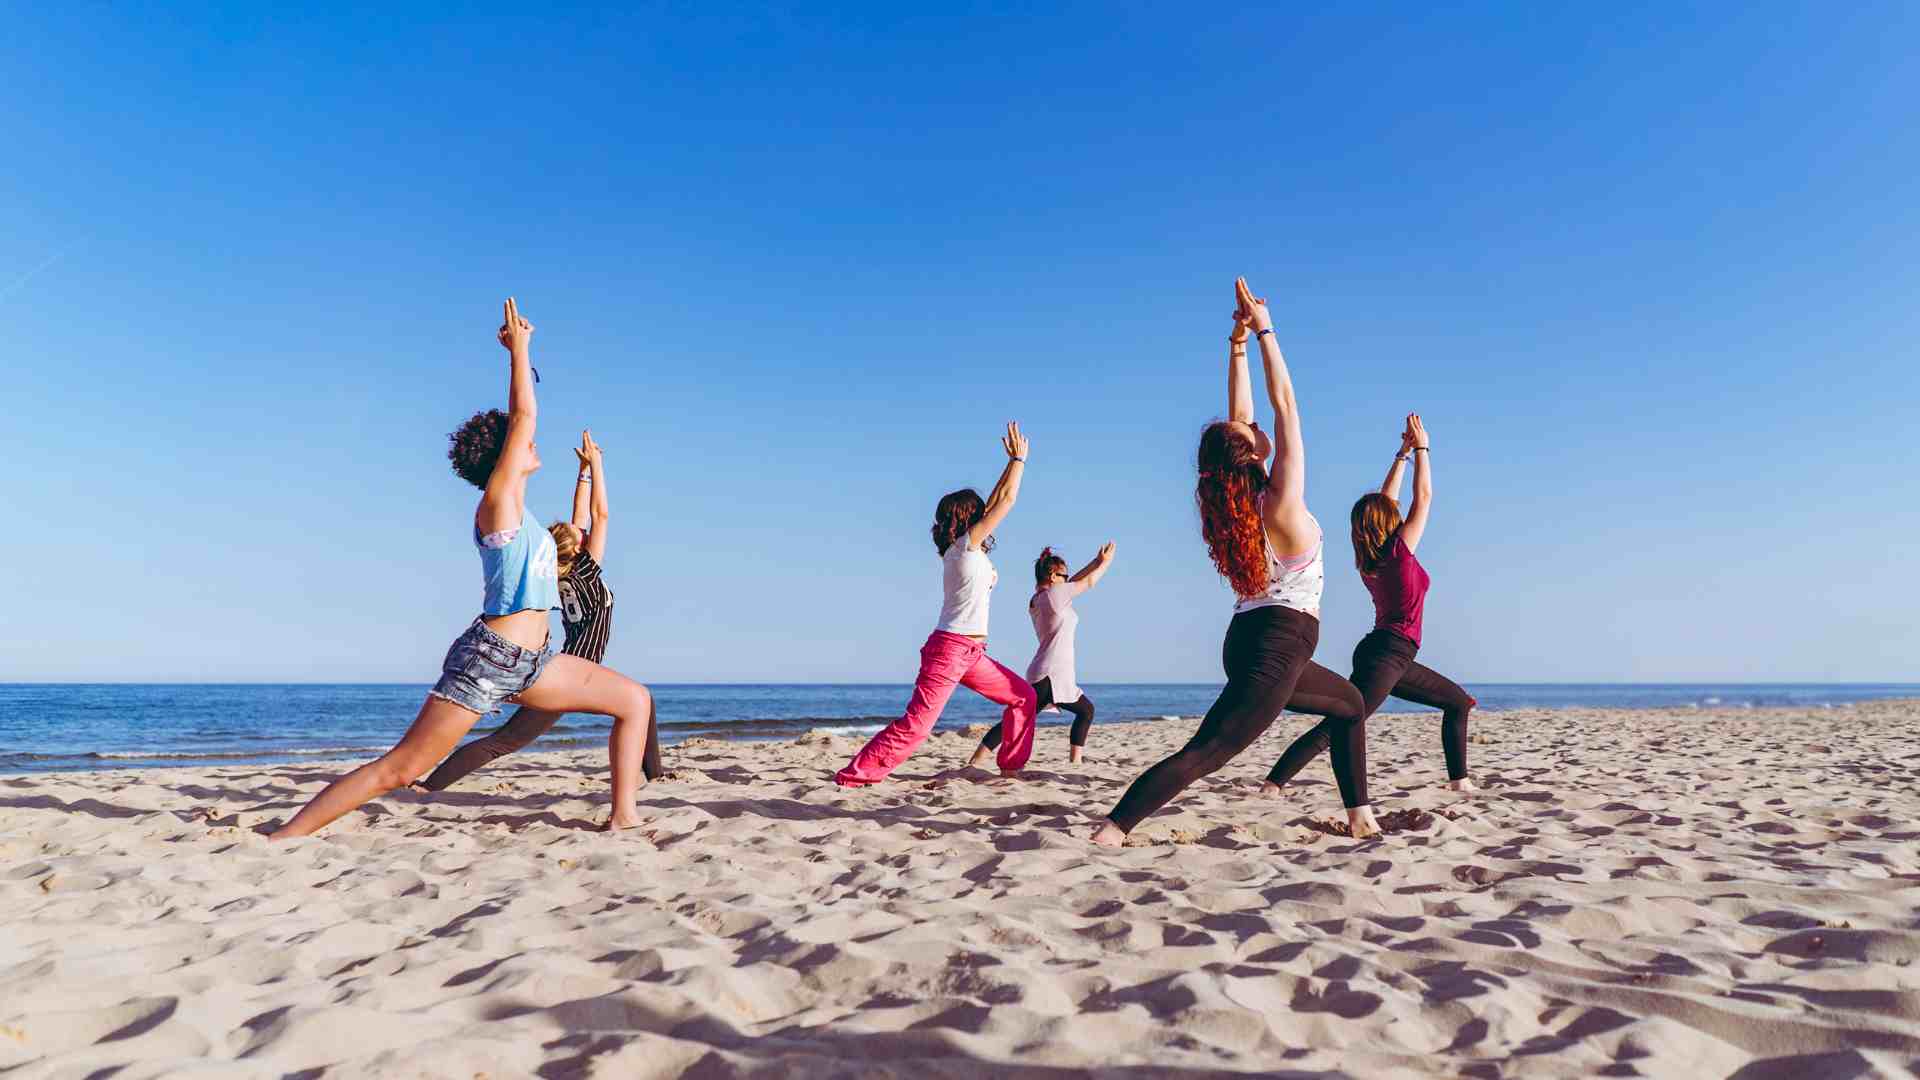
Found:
[936,538,997,636]
[1233,499,1324,618]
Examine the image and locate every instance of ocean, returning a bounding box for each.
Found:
[1,682,1913,775]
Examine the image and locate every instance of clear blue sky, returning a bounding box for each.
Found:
[6,4,1915,683]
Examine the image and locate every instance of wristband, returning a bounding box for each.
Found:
[1255,328,1275,338]
[578,472,593,482]
[1395,455,1409,463]
[1413,447,1429,454]
[1012,456,1027,463]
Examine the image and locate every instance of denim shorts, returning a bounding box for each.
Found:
[428,617,554,715]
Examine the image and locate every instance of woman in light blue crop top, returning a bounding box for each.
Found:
[271,298,658,839]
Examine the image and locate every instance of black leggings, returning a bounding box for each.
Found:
[979,677,1094,750]
[420,694,664,791]
[1107,605,1365,831]
[1267,628,1475,792]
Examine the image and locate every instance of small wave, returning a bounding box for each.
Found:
[0,751,91,763]
[537,715,900,737]
[90,745,392,761]
[662,714,897,735]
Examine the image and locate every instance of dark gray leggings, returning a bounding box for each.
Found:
[1108,605,1366,830]
[420,694,663,791]
[1267,628,1475,793]
[979,677,1094,749]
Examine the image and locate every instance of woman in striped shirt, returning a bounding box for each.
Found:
[417,429,664,790]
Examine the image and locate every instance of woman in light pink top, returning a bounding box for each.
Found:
[970,542,1115,765]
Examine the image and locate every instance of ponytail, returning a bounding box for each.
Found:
[1033,546,1068,587]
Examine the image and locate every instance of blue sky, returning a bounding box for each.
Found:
[5,4,1915,683]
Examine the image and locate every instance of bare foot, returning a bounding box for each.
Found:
[998,768,1024,781]
[606,808,644,832]
[406,782,430,795]
[967,745,994,768]
[1089,820,1126,847]
[1446,777,1478,793]
[1256,780,1285,799]
[1347,805,1383,839]
[1069,747,1085,764]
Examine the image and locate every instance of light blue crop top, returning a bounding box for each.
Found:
[476,507,561,616]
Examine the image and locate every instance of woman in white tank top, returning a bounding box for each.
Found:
[834,423,1043,786]
[1093,278,1376,845]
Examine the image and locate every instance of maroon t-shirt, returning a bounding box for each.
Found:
[1364,534,1430,646]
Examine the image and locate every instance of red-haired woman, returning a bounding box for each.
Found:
[834,424,1041,786]
[969,541,1115,767]
[269,300,655,838]
[1092,279,1377,845]
[1263,413,1478,797]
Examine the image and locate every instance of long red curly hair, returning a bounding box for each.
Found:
[1196,422,1270,598]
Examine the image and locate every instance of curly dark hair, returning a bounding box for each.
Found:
[1196,421,1270,598]
[931,488,993,555]
[448,408,510,489]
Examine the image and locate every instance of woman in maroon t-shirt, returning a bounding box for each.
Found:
[1261,414,1478,801]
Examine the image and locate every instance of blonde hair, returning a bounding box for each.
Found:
[548,521,582,578]
[1349,493,1404,574]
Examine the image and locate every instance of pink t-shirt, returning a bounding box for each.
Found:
[1364,534,1430,646]
[1024,582,1086,708]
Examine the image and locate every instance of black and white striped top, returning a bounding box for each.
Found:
[557,551,615,663]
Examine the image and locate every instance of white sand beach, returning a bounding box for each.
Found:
[4,700,1919,1078]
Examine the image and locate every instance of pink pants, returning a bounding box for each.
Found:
[835,631,1038,786]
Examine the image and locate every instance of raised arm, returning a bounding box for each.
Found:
[1237,278,1314,549]
[477,297,537,534]
[1381,423,1415,501]
[581,429,610,563]
[1228,315,1254,424]
[1226,310,1274,461]
[571,431,593,531]
[1067,540,1117,593]
[968,422,1029,549]
[1399,414,1434,554]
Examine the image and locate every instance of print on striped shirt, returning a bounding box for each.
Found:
[557,551,615,664]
